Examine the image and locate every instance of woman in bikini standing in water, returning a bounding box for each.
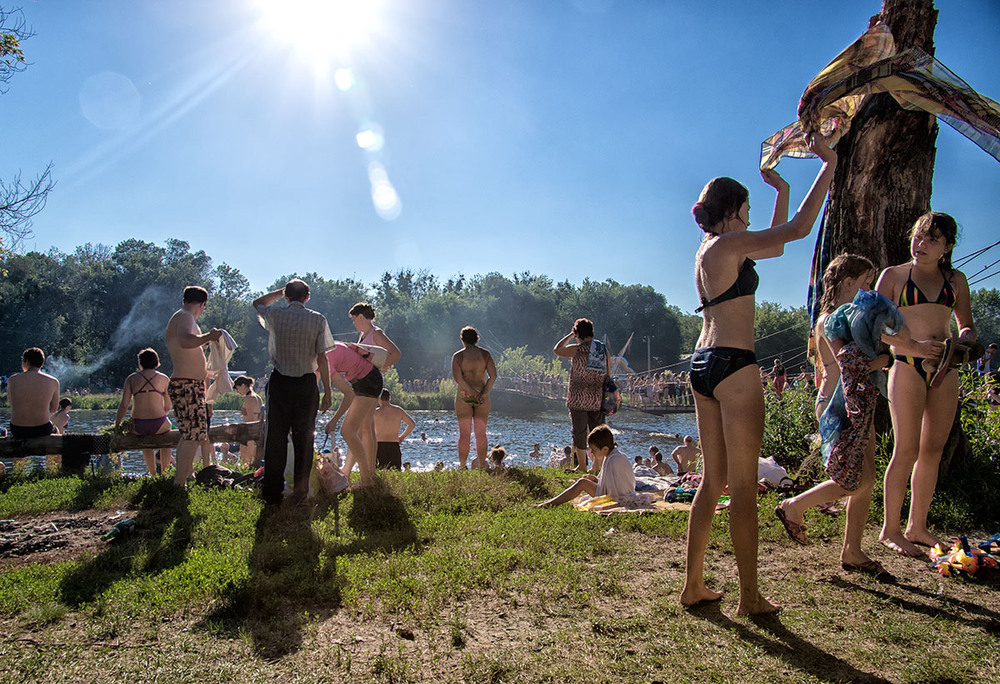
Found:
[876,212,975,557]
[681,135,837,615]
[452,326,497,469]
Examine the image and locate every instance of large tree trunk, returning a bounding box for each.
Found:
[812,1,942,441]
[816,0,939,272]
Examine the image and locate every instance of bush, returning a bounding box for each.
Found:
[761,383,816,475]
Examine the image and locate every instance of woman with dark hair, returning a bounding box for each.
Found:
[452,326,497,469]
[681,135,837,615]
[325,341,384,489]
[555,318,610,473]
[116,348,173,476]
[876,212,974,557]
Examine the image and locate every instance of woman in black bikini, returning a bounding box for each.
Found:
[116,348,173,476]
[680,135,837,615]
[875,212,974,557]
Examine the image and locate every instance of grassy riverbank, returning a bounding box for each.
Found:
[1,469,997,683]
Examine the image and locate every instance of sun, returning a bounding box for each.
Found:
[256,0,383,60]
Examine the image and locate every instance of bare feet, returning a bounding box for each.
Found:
[879,531,926,558]
[680,584,723,608]
[905,528,944,551]
[736,593,781,616]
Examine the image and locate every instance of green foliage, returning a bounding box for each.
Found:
[495,346,567,381]
[933,371,1000,529]
[754,301,811,371]
[970,288,1000,348]
[761,383,816,474]
[2,245,704,389]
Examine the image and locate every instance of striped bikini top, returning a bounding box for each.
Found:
[898,267,956,309]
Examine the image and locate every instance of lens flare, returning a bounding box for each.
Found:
[334,68,355,91]
[356,125,384,151]
[368,161,401,220]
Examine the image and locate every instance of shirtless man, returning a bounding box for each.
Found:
[671,435,702,475]
[373,389,416,470]
[165,286,221,485]
[451,326,497,469]
[7,347,60,467]
[233,375,263,468]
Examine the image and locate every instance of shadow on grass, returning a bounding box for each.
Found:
[827,576,1000,634]
[58,479,196,606]
[202,481,419,660]
[501,467,552,499]
[688,602,891,683]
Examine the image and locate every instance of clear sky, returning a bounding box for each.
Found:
[3,0,999,313]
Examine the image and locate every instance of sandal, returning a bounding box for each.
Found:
[841,559,895,582]
[774,504,809,545]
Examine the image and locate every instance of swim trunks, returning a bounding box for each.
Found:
[376,441,402,470]
[9,422,56,439]
[168,378,208,442]
[133,415,170,436]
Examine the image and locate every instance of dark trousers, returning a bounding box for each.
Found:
[262,371,319,504]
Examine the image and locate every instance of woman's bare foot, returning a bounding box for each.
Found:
[879,531,926,558]
[736,593,781,616]
[680,584,723,608]
[905,528,944,551]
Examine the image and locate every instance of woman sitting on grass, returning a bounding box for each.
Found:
[535,426,635,508]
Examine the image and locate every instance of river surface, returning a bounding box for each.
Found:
[1,408,698,475]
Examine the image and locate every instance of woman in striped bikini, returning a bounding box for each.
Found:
[875,212,975,558]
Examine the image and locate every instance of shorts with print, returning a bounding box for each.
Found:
[168,378,209,442]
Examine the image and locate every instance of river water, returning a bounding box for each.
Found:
[1,408,697,475]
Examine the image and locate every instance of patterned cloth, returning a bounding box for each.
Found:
[168,378,208,442]
[818,290,904,490]
[761,22,1000,171]
[256,301,335,377]
[820,342,876,491]
[567,344,604,411]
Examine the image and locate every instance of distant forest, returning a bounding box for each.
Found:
[3,239,998,388]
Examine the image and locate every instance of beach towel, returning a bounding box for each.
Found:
[205,329,238,404]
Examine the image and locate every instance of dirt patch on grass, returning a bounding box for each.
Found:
[0,510,136,567]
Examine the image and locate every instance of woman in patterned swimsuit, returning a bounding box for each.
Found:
[875,212,975,557]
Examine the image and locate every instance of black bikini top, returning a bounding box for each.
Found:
[696,258,758,313]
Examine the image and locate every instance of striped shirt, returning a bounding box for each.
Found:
[256,301,335,377]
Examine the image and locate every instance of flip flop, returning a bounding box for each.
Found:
[841,559,895,582]
[774,505,809,545]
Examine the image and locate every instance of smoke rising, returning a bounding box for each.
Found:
[46,285,175,386]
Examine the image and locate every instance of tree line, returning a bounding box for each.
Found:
[12,238,997,389]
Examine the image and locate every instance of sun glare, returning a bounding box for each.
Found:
[257,0,383,60]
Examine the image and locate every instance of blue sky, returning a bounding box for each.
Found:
[3,0,999,313]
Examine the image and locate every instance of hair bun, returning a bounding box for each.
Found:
[692,202,709,227]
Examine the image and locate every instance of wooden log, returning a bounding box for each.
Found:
[0,421,263,458]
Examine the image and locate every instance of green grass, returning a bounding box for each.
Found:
[0,468,998,682]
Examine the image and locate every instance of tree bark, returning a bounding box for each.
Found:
[810,1,940,438]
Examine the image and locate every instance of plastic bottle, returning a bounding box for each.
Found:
[102,518,135,541]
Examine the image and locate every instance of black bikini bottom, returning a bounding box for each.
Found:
[689,347,757,399]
